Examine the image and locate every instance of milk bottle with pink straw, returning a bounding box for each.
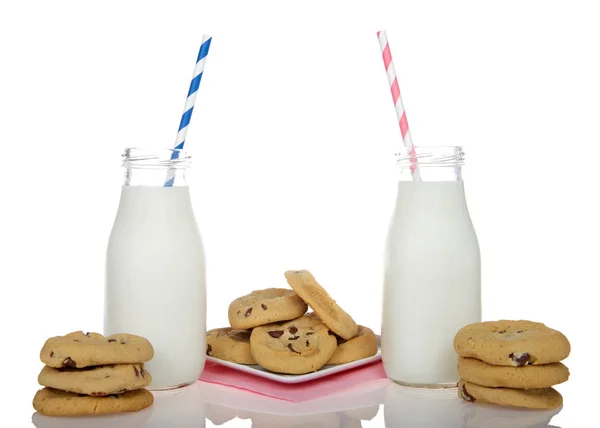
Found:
[104,36,212,390]
[378,31,481,388]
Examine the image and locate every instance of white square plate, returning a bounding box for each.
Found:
[206,336,382,384]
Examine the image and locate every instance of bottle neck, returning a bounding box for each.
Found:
[395,146,464,182]
[123,167,188,187]
[121,148,190,187]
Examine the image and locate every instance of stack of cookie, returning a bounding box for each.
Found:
[454,320,571,410]
[33,331,155,417]
[206,270,378,375]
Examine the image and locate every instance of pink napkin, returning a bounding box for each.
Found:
[199,360,387,402]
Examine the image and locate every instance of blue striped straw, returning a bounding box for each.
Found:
[165,35,212,187]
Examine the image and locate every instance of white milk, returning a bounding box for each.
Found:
[105,185,206,390]
[382,181,481,386]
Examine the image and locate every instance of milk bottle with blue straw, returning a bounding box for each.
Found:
[104,36,212,390]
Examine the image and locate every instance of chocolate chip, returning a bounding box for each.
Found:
[133,366,139,377]
[461,384,476,402]
[509,352,531,367]
[517,330,524,334]
[497,329,508,334]
[207,344,212,356]
[261,304,267,310]
[62,357,77,368]
[289,326,298,334]
[306,340,310,346]
[287,344,301,354]
[108,339,117,343]
[245,308,253,317]
[268,330,284,338]
[50,352,54,357]
[85,332,91,337]
[288,336,300,341]
[306,332,314,336]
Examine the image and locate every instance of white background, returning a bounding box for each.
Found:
[1,0,598,426]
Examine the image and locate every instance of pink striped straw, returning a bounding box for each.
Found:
[377,31,421,180]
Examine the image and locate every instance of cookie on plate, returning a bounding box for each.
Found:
[284,270,358,340]
[454,321,570,367]
[458,379,562,409]
[206,328,256,364]
[250,315,337,374]
[228,288,308,330]
[38,364,151,396]
[40,331,154,369]
[328,325,378,365]
[458,357,569,389]
[33,387,154,416]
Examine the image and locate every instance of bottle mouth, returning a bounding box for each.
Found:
[395,146,465,167]
[122,147,191,169]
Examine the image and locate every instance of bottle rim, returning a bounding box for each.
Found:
[122,147,191,169]
[395,145,465,167]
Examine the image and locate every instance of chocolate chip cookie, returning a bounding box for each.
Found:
[328,325,378,365]
[284,270,358,340]
[458,357,569,389]
[38,364,151,396]
[250,315,337,374]
[33,387,154,416]
[458,379,563,409]
[206,328,256,364]
[40,331,154,369]
[228,288,308,330]
[454,321,570,366]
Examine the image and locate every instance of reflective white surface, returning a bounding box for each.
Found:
[31,380,562,427]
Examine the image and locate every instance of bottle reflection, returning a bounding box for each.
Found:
[205,403,236,425]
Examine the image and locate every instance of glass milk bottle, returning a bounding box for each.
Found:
[105,148,206,390]
[382,146,481,388]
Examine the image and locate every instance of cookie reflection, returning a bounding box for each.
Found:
[32,406,153,428]
[34,382,208,428]
[247,405,379,427]
[383,382,561,428]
